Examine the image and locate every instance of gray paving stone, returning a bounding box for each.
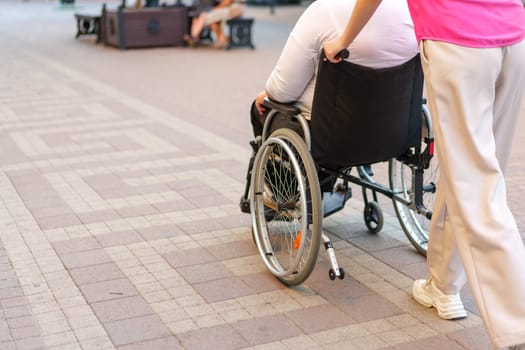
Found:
[205,239,257,260]
[395,261,429,281]
[79,278,138,304]
[36,214,82,230]
[0,296,27,309]
[177,219,225,235]
[91,295,153,323]
[370,246,426,269]
[176,185,218,198]
[214,214,251,230]
[77,209,121,225]
[0,279,19,289]
[10,325,41,340]
[0,287,22,300]
[239,272,285,294]
[0,272,16,281]
[394,335,466,350]
[309,271,374,300]
[117,336,183,350]
[0,322,12,342]
[178,324,248,350]
[7,316,37,329]
[83,174,127,192]
[69,262,124,285]
[3,305,32,319]
[232,314,302,346]
[95,230,143,248]
[151,200,196,213]
[30,205,75,220]
[136,224,184,241]
[166,179,205,191]
[136,183,172,195]
[116,205,159,218]
[60,249,113,270]
[163,247,216,268]
[52,237,101,255]
[103,314,172,346]
[186,194,231,209]
[177,261,233,284]
[448,326,492,350]
[0,341,15,350]
[192,276,254,303]
[348,234,406,252]
[337,294,404,323]
[285,304,355,334]
[14,336,45,350]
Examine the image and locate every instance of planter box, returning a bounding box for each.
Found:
[102,6,188,49]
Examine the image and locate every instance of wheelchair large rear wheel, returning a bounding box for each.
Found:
[250,128,322,286]
[389,106,438,256]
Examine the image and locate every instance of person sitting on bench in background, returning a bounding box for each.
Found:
[185,0,244,48]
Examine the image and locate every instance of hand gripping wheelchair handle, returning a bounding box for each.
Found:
[335,49,350,60]
[321,49,350,62]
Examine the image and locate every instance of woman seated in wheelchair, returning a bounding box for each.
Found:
[250,0,418,148]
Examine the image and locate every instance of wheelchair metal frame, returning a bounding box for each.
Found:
[240,98,436,285]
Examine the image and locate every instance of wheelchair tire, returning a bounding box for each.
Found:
[250,128,322,286]
[389,106,438,256]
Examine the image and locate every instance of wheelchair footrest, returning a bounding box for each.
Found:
[323,187,352,217]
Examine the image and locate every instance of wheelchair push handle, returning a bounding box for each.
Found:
[322,49,350,62]
[335,49,350,60]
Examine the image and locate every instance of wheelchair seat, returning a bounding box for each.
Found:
[310,54,423,169]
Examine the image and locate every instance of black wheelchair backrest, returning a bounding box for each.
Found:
[310,53,423,169]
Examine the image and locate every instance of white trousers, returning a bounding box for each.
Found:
[204,3,244,25]
[421,39,525,348]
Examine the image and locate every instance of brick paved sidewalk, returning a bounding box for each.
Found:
[1,1,524,349]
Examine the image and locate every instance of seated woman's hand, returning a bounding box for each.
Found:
[255,91,268,116]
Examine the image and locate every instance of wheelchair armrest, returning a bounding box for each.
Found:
[262,97,300,116]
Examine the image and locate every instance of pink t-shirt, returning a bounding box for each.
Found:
[408,0,525,47]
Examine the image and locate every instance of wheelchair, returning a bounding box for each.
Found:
[240,53,438,286]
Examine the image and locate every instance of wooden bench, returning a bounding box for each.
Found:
[226,17,254,49]
[102,6,188,50]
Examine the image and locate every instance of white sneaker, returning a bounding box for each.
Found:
[412,278,467,320]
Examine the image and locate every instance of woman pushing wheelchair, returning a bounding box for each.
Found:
[324,0,525,349]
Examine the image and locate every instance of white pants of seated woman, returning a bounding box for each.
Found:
[421,39,525,348]
[204,3,244,25]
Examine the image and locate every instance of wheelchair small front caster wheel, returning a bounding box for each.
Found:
[329,268,336,281]
[338,268,345,280]
[364,201,383,234]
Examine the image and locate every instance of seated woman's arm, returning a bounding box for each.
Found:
[255,1,325,115]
